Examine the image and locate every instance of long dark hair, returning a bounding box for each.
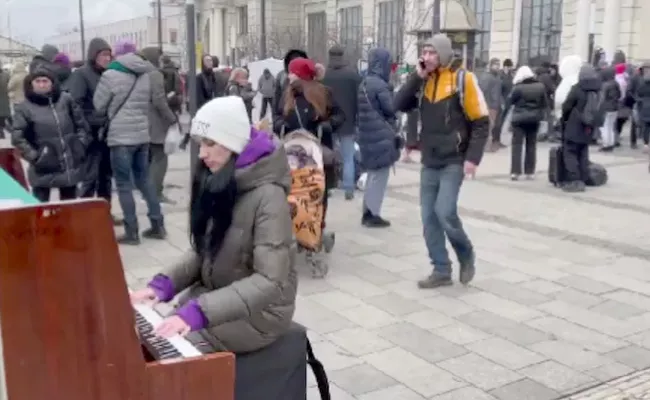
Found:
[189,156,238,259]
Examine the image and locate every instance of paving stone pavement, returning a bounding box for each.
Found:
[7,131,649,399]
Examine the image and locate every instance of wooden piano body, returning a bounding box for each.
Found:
[0,147,29,191]
[0,199,235,400]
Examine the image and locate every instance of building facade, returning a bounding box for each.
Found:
[0,35,39,67]
[45,10,184,63]
[43,0,649,70]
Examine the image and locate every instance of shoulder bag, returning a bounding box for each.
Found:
[97,78,138,141]
[293,103,337,166]
[361,82,405,151]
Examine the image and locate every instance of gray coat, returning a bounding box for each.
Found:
[139,46,178,144]
[478,70,503,110]
[93,53,156,147]
[0,71,10,117]
[11,88,90,188]
[163,140,297,353]
[257,73,275,98]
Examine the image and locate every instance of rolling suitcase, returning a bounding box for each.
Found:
[548,146,565,186]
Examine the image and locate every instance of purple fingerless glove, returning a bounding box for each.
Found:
[147,274,176,302]
[175,299,209,331]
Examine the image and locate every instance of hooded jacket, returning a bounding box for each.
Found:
[273,49,307,110]
[257,70,275,98]
[357,48,399,170]
[506,66,548,125]
[93,53,156,147]
[29,44,63,80]
[322,45,361,136]
[7,62,28,104]
[561,64,603,143]
[635,63,650,123]
[554,55,582,115]
[394,34,489,168]
[67,37,112,136]
[600,67,621,113]
[139,47,178,144]
[11,71,90,188]
[150,131,297,353]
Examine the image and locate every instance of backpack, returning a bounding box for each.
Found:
[581,90,605,127]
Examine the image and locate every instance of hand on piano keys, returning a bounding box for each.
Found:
[133,301,203,361]
[130,287,160,305]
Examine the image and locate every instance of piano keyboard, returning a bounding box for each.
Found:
[133,302,202,360]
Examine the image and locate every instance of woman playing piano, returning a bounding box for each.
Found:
[131,96,297,353]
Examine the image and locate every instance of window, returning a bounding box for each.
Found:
[466,0,492,67]
[237,6,248,35]
[169,29,178,45]
[307,12,327,63]
[377,0,405,62]
[339,6,363,65]
[518,0,562,65]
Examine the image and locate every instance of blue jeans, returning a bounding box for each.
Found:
[338,134,356,194]
[110,144,163,233]
[420,164,474,277]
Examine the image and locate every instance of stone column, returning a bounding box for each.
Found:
[601,0,620,63]
[573,0,591,62]
[511,0,522,62]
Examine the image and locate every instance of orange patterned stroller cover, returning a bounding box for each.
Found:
[283,129,326,250]
[288,168,325,250]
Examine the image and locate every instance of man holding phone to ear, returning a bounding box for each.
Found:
[394,34,490,289]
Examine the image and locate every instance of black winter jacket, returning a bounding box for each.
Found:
[506,78,548,125]
[66,37,111,138]
[322,46,361,136]
[11,82,90,188]
[600,68,621,113]
[560,65,603,144]
[272,83,344,151]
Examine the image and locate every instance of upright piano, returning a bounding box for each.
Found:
[0,199,235,400]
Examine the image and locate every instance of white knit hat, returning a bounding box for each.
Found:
[190,96,251,154]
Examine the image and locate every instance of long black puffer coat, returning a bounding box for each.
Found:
[11,71,90,188]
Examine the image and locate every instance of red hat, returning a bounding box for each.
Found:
[615,63,626,74]
[288,57,316,81]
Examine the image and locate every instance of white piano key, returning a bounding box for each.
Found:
[132,302,202,358]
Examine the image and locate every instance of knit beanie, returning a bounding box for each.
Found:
[114,40,137,57]
[190,96,251,154]
[53,52,71,67]
[288,57,316,81]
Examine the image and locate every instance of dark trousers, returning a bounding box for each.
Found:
[148,143,167,198]
[259,97,273,120]
[563,140,590,183]
[79,140,112,202]
[510,123,538,175]
[33,186,77,202]
[642,122,650,145]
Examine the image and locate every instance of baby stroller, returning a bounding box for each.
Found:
[282,128,330,278]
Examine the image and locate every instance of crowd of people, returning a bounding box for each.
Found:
[5,33,647,394]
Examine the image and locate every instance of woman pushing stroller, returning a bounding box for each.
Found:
[272,57,345,253]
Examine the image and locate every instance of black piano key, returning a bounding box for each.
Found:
[134,310,183,360]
